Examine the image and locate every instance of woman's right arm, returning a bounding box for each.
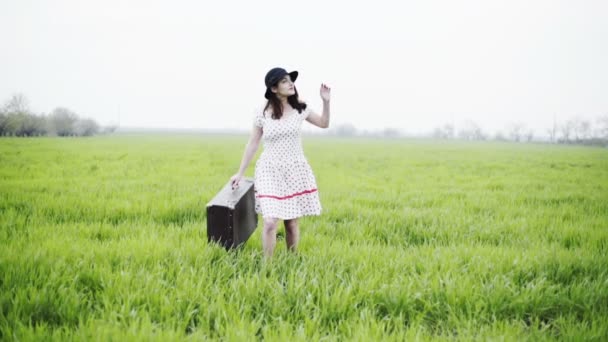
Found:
[230,125,263,189]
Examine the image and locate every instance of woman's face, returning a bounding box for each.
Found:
[271,75,296,98]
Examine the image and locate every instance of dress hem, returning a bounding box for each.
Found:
[255,188,318,200]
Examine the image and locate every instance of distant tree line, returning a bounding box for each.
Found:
[0,93,118,137]
[326,114,608,146]
[432,115,608,145]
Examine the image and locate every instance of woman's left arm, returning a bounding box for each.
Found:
[305,83,331,129]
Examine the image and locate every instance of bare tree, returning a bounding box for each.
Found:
[559,119,575,143]
[457,120,485,140]
[547,115,558,143]
[433,123,455,139]
[2,93,30,114]
[444,123,455,139]
[575,118,591,141]
[507,122,526,142]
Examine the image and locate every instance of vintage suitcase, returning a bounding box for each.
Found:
[206,177,258,249]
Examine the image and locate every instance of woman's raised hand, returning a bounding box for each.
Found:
[320,83,331,102]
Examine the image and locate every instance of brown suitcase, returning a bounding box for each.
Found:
[206,177,258,249]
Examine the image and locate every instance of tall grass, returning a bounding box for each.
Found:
[1,134,607,340]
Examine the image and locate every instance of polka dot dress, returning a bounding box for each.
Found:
[252,105,322,220]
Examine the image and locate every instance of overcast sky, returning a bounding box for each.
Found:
[1,0,607,136]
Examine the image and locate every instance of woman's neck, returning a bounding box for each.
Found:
[279,97,289,107]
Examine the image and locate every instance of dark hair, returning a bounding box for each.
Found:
[264,84,307,120]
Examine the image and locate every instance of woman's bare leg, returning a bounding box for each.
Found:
[262,217,279,257]
[284,218,300,252]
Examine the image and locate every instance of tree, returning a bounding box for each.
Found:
[102,124,119,134]
[74,118,99,136]
[0,112,7,136]
[494,131,508,141]
[457,120,485,140]
[0,94,103,137]
[573,118,591,141]
[559,119,575,143]
[30,114,48,136]
[12,112,45,136]
[597,114,608,139]
[1,93,34,136]
[382,127,401,138]
[432,127,444,139]
[507,122,526,142]
[2,93,29,114]
[433,123,455,139]
[332,123,357,136]
[547,116,558,143]
[48,107,78,136]
[1,113,20,136]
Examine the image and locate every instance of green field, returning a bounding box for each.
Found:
[1,134,607,341]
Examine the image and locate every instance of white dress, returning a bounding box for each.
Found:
[252,105,322,220]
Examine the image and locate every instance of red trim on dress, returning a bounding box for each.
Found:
[256,188,318,200]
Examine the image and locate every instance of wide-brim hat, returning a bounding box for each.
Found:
[264,67,298,99]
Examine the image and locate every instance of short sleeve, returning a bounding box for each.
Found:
[253,107,264,127]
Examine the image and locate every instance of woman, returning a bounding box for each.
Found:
[230,67,331,258]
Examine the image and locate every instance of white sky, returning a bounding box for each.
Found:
[1,0,607,136]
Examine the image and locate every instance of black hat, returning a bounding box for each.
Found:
[264,67,298,99]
